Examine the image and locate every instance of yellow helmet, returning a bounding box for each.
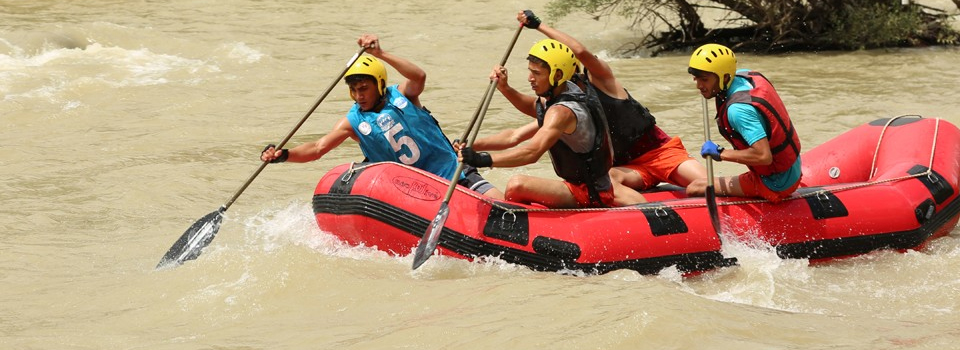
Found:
[345,55,387,99]
[528,39,579,87]
[688,43,737,90]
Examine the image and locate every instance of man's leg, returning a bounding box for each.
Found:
[610,179,647,206]
[670,159,709,187]
[610,166,647,189]
[686,175,747,197]
[504,174,579,208]
[458,165,505,199]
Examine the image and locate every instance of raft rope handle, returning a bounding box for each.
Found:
[344,118,942,214]
[869,115,926,179]
[655,208,669,218]
[798,115,940,204]
[498,115,942,213]
[340,162,358,182]
[375,162,745,214]
[815,191,830,202]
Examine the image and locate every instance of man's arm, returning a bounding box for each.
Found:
[358,34,427,106]
[518,10,624,97]
[471,121,539,151]
[491,65,538,117]
[485,106,576,168]
[722,104,773,166]
[716,138,773,166]
[263,117,356,163]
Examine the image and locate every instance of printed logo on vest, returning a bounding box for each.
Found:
[392,96,408,109]
[358,121,372,135]
[376,113,395,131]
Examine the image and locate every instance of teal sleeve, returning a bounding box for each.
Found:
[726,103,767,146]
[761,158,802,191]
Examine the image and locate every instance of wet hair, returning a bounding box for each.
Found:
[526,55,549,70]
[688,67,709,76]
[345,74,376,87]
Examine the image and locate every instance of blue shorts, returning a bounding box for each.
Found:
[457,165,497,195]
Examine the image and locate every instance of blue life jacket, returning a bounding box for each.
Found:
[346,85,458,180]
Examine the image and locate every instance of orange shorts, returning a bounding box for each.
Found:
[564,182,615,208]
[737,171,801,203]
[618,136,695,190]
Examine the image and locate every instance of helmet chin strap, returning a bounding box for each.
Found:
[715,74,732,103]
[541,84,557,100]
[715,86,730,105]
[541,72,565,100]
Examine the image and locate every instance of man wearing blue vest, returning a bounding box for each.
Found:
[261,34,503,199]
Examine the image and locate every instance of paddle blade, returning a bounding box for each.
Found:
[156,207,225,270]
[412,203,449,270]
[705,186,722,235]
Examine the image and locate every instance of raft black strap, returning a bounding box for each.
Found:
[796,187,848,220]
[909,165,953,204]
[329,163,367,194]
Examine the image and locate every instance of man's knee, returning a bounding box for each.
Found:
[686,178,707,196]
[505,175,535,201]
[677,159,708,180]
[608,168,626,183]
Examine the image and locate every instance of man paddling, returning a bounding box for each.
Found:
[685,43,802,202]
[512,10,707,206]
[261,34,503,199]
[457,39,615,208]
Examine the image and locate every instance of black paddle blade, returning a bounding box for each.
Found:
[705,186,722,235]
[412,203,449,270]
[156,207,225,270]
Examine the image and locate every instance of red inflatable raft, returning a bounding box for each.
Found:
[312,116,960,274]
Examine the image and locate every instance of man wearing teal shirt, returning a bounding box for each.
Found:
[261,34,503,199]
[686,44,802,202]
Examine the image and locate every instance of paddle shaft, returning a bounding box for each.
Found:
[221,47,366,210]
[702,98,716,190]
[411,25,524,269]
[702,97,723,235]
[439,24,524,202]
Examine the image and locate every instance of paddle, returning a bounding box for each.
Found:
[411,25,524,270]
[702,98,723,235]
[156,47,367,270]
